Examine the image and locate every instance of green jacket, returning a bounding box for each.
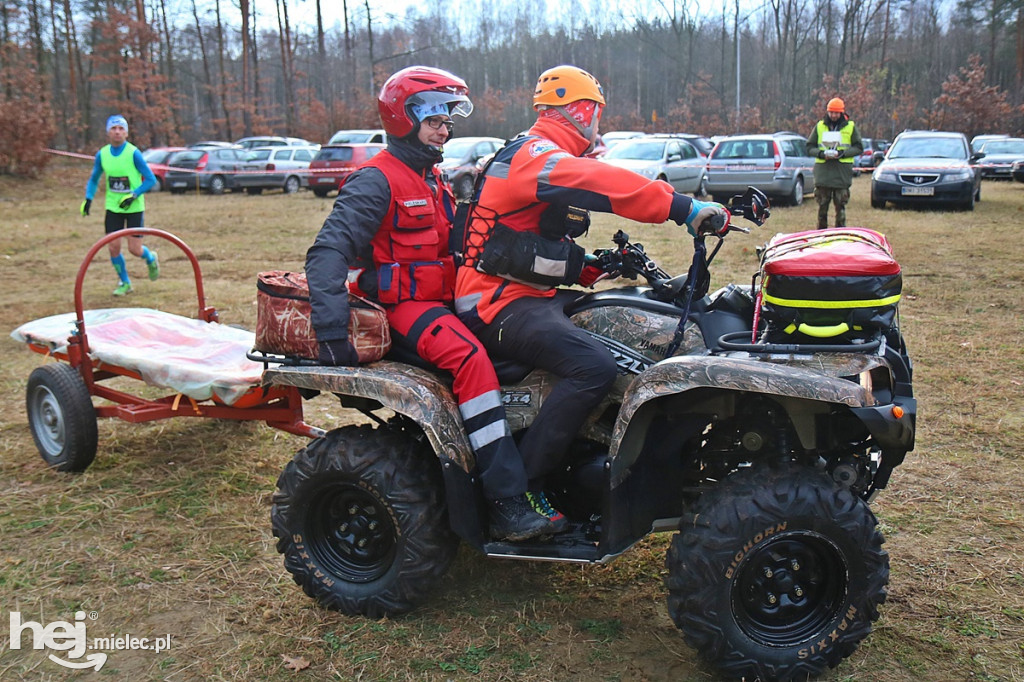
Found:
[805,117,863,189]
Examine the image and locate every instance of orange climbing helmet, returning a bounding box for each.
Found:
[533,65,605,109]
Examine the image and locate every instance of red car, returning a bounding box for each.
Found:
[304,143,386,197]
[142,146,187,191]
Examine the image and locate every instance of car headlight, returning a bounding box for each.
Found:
[944,169,972,181]
[873,170,896,182]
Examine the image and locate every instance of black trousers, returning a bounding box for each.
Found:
[465,289,618,487]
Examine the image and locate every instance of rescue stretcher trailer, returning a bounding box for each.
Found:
[12,228,322,472]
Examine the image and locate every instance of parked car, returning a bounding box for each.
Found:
[437,136,504,199]
[970,133,1008,153]
[852,137,889,175]
[1012,159,1024,183]
[327,129,387,145]
[870,130,982,210]
[305,143,386,197]
[235,145,320,194]
[141,146,186,191]
[601,135,708,195]
[659,132,714,157]
[188,140,240,150]
[164,147,250,195]
[601,131,645,151]
[234,136,314,149]
[975,137,1024,179]
[704,132,815,205]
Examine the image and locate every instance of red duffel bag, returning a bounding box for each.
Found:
[254,271,391,363]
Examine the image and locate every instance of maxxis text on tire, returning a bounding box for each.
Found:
[26,363,98,472]
[271,424,459,618]
[665,463,888,681]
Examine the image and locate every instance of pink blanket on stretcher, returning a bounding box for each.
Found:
[11,308,264,406]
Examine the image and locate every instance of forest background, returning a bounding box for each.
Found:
[2,0,1024,175]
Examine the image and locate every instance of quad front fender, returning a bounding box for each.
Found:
[609,355,876,484]
[263,362,472,472]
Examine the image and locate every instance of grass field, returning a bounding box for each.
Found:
[1,163,1023,681]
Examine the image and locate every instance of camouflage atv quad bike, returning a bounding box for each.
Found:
[265,189,916,681]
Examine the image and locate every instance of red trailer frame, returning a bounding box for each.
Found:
[19,228,321,471]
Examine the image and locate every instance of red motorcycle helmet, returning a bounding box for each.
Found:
[377,66,473,138]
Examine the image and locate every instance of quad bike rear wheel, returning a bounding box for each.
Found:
[665,463,888,681]
[271,423,458,618]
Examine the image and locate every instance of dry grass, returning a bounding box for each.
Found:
[1,161,1022,681]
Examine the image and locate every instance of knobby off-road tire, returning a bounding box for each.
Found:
[271,424,459,618]
[26,364,98,472]
[665,463,888,681]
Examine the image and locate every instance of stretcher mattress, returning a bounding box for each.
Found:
[11,308,264,406]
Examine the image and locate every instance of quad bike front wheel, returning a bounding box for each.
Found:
[26,363,98,472]
[665,463,888,681]
[271,423,458,618]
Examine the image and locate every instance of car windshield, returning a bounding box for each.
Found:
[330,132,372,144]
[168,151,204,164]
[980,140,1024,154]
[315,147,355,162]
[888,138,966,160]
[142,149,172,163]
[604,140,666,161]
[441,138,482,160]
[710,139,773,159]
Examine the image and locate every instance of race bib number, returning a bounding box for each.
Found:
[108,176,131,193]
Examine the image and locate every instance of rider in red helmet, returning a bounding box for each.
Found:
[305,66,552,542]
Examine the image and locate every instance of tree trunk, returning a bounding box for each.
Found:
[191,0,218,139]
[215,0,231,139]
[240,0,252,135]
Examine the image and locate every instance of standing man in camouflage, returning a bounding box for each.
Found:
[806,97,863,229]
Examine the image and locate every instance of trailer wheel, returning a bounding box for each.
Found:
[26,364,98,472]
[272,423,458,617]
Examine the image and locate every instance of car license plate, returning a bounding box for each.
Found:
[171,181,186,188]
[726,164,756,171]
[901,186,934,196]
[316,177,335,184]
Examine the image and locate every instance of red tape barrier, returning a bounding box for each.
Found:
[44,147,346,176]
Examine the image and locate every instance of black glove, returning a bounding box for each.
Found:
[80,199,91,216]
[318,339,360,367]
[118,194,137,210]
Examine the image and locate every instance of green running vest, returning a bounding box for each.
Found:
[100,142,145,213]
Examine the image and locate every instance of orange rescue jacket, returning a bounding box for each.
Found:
[455,117,689,324]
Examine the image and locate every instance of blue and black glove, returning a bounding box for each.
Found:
[80,199,91,216]
[318,339,360,367]
[684,199,729,236]
[118,194,138,210]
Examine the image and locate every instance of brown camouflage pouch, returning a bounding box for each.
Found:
[254,270,391,363]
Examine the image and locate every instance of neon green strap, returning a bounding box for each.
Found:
[783,322,850,338]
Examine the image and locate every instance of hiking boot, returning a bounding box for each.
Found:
[488,494,550,542]
[526,491,569,534]
[112,281,133,296]
[147,250,160,281]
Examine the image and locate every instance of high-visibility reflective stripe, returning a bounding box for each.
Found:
[459,390,503,420]
[762,292,901,309]
[467,420,510,450]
